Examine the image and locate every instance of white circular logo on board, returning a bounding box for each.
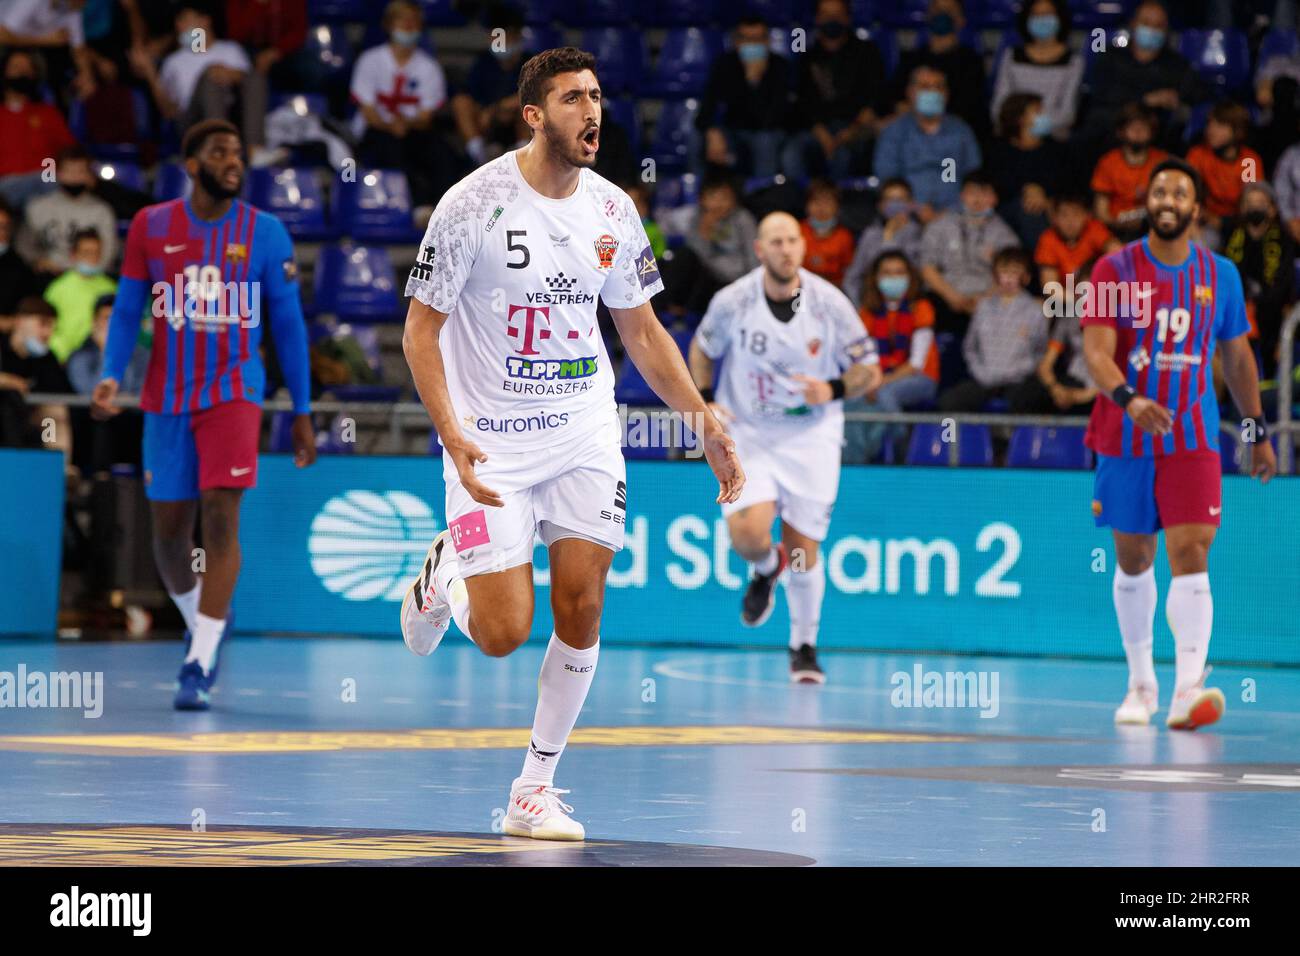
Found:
[308,491,439,601]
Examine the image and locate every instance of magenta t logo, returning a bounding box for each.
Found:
[506,304,552,355]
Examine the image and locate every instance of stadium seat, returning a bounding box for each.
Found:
[615,359,663,406]
[876,0,929,28]
[1007,426,1093,470]
[1179,29,1251,95]
[643,0,716,27]
[418,0,467,26]
[307,0,371,23]
[1259,28,1300,66]
[318,413,357,455]
[246,167,335,241]
[580,0,628,26]
[971,0,1021,28]
[522,0,560,24]
[582,28,648,96]
[642,28,724,98]
[718,0,805,27]
[848,0,873,26]
[1219,433,1243,475]
[95,161,146,195]
[602,98,641,155]
[1083,28,1128,82]
[905,423,993,466]
[270,92,330,117]
[654,172,700,212]
[334,168,422,243]
[68,89,150,163]
[301,24,354,83]
[153,161,192,201]
[522,25,563,55]
[1068,0,1131,29]
[312,244,401,322]
[861,27,900,79]
[649,99,702,174]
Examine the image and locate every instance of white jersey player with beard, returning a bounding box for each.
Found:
[398,48,744,841]
[690,212,880,684]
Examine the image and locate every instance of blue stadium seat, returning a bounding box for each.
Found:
[1259,28,1300,66]
[418,0,467,26]
[1007,426,1092,470]
[522,25,563,55]
[615,359,662,405]
[876,0,929,27]
[334,168,422,243]
[427,430,444,455]
[1084,28,1128,82]
[1068,0,1132,29]
[153,161,191,201]
[650,100,702,174]
[270,92,330,116]
[246,167,335,241]
[307,0,371,23]
[906,423,993,466]
[971,0,1021,28]
[312,244,401,322]
[643,0,716,26]
[269,411,296,453]
[301,24,354,83]
[581,0,628,26]
[68,89,150,163]
[643,28,724,98]
[522,0,560,24]
[654,172,700,212]
[718,0,807,27]
[603,98,641,155]
[848,0,874,25]
[1219,433,1243,475]
[1179,29,1251,95]
[318,413,357,455]
[582,28,647,95]
[95,161,146,194]
[862,27,900,79]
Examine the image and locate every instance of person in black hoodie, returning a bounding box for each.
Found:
[889,0,991,146]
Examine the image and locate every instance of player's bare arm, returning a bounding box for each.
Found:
[1219,332,1277,483]
[402,297,504,508]
[1082,324,1173,436]
[791,361,882,405]
[609,301,745,504]
[686,336,733,425]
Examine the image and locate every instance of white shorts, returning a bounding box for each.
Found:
[721,424,841,541]
[443,416,627,578]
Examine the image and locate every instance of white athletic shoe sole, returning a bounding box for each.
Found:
[400,532,452,656]
[1114,686,1158,725]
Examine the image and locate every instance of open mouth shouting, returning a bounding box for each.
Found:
[580,125,599,156]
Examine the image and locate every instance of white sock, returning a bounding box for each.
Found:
[186,612,225,673]
[433,555,474,644]
[785,555,825,649]
[1167,572,1212,693]
[1113,566,1158,690]
[753,546,779,576]
[519,634,599,787]
[170,581,202,635]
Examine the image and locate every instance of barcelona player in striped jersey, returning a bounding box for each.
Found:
[1081,157,1275,731]
[90,119,317,710]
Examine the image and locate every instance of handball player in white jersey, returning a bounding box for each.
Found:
[689,212,880,684]
[399,47,744,841]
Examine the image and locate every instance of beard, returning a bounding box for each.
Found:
[1149,206,1193,240]
[763,261,799,285]
[198,165,242,201]
[542,116,597,169]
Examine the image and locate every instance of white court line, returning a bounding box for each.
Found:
[651,655,1300,720]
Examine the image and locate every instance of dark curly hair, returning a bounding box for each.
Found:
[518,46,598,108]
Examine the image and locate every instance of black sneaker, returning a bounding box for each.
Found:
[740,543,788,627]
[789,645,825,684]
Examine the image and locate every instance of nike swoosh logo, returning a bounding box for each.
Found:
[164,243,187,253]
[230,466,253,476]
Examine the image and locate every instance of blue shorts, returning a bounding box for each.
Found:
[143,401,262,501]
[1091,452,1222,534]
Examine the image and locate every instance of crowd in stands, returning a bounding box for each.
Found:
[0,0,1298,471]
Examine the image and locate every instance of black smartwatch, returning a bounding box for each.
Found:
[1111,384,1137,409]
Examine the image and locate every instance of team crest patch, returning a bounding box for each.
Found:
[807,338,822,356]
[225,243,247,264]
[449,510,491,554]
[1194,284,1213,305]
[594,233,618,270]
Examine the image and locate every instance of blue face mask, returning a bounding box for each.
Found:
[1134,25,1165,51]
[809,216,837,233]
[391,29,420,47]
[877,275,909,300]
[1027,14,1059,40]
[24,335,49,358]
[929,13,955,36]
[915,89,946,117]
[178,29,197,49]
[964,203,992,218]
[738,42,768,63]
[1029,112,1054,138]
[75,261,100,277]
[881,199,911,218]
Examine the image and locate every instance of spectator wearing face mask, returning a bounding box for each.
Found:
[918,169,1020,332]
[0,0,96,103]
[0,199,40,320]
[990,0,1083,144]
[890,0,991,144]
[1221,182,1296,379]
[842,178,924,308]
[874,65,981,220]
[44,229,118,363]
[800,179,855,287]
[1186,100,1264,235]
[0,297,73,454]
[450,4,530,166]
[1090,102,1168,242]
[16,146,118,278]
[0,50,77,210]
[696,15,793,179]
[987,92,1069,249]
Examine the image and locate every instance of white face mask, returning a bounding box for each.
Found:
[23,335,49,357]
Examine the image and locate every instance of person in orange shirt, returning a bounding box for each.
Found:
[800,178,855,287]
[843,250,939,463]
[1185,100,1264,232]
[1034,192,1120,288]
[1090,102,1167,242]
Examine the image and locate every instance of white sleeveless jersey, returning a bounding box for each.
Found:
[694,267,878,444]
[404,149,663,453]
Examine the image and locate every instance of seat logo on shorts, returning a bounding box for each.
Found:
[449,510,491,553]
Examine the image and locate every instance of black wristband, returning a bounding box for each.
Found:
[699,386,714,403]
[1243,416,1268,443]
[1111,384,1137,408]
[828,378,847,400]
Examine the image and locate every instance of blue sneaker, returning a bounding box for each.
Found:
[173,660,210,710]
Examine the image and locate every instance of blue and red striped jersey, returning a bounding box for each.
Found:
[1081,236,1248,458]
[102,198,311,415]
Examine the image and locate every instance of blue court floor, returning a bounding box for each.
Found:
[1,635,1298,866]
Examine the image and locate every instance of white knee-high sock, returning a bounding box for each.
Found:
[784,556,825,649]
[519,634,599,787]
[433,555,473,645]
[185,612,225,672]
[1114,566,1158,690]
[753,546,779,576]
[1167,572,1213,693]
[170,581,202,635]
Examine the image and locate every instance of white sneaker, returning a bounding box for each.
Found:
[399,531,453,656]
[1115,685,1159,725]
[502,780,585,841]
[1167,669,1225,731]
